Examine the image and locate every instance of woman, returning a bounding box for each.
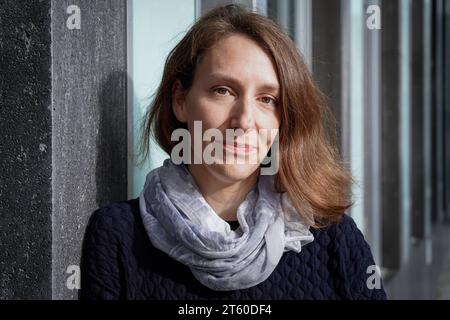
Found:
[80,5,386,300]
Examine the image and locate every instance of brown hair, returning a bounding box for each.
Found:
[138,4,354,227]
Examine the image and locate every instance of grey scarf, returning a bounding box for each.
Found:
[139,158,314,291]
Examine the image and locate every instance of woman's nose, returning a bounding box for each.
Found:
[230,97,255,131]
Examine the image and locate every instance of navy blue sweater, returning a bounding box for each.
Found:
[79,198,387,300]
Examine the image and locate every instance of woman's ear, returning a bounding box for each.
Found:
[172,80,187,123]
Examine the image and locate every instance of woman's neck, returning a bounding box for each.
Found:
[187,164,259,221]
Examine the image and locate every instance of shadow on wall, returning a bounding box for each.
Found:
[95,70,128,208]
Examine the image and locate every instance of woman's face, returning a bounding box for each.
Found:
[172,33,281,184]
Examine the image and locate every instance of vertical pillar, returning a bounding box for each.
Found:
[293,0,312,70]
[51,0,127,299]
[411,0,426,242]
[0,0,52,299]
[422,0,433,264]
[363,0,382,265]
[311,0,343,152]
[445,0,450,219]
[432,0,444,223]
[0,0,128,299]
[434,0,445,224]
[341,0,366,232]
[399,0,412,264]
[381,0,402,271]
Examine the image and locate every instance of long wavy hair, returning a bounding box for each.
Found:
[138,4,354,227]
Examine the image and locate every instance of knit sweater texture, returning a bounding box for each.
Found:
[79,198,387,300]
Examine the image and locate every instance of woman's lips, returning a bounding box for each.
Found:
[222,142,257,154]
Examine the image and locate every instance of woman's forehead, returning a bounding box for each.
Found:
[196,34,279,88]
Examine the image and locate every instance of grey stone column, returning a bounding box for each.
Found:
[0,1,52,299]
[51,0,127,300]
[410,0,427,241]
[432,0,445,224]
[311,0,343,153]
[363,0,382,267]
[380,0,402,272]
[0,0,127,299]
[445,0,450,218]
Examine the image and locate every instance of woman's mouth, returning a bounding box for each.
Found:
[222,141,257,155]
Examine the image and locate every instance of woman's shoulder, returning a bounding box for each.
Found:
[83,198,142,247]
[307,214,376,268]
[88,197,140,224]
[92,197,140,216]
[311,214,367,245]
[80,198,144,300]
[307,214,386,299]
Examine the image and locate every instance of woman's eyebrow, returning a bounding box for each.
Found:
[207,72,279,93]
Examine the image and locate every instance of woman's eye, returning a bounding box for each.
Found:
[261,96,276,105]
[213,87,230,95]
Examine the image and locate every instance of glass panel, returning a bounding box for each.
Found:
[342,0,366,231]
[127,0,197,199]
[399,0,412,264]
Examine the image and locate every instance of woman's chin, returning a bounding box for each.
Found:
[208,162,260,183]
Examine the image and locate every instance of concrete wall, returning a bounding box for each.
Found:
[0,0,127,299]
[51,0,127,300]
[0,0,52,299]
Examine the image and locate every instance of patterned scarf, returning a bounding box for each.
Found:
[139,158,314,291]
